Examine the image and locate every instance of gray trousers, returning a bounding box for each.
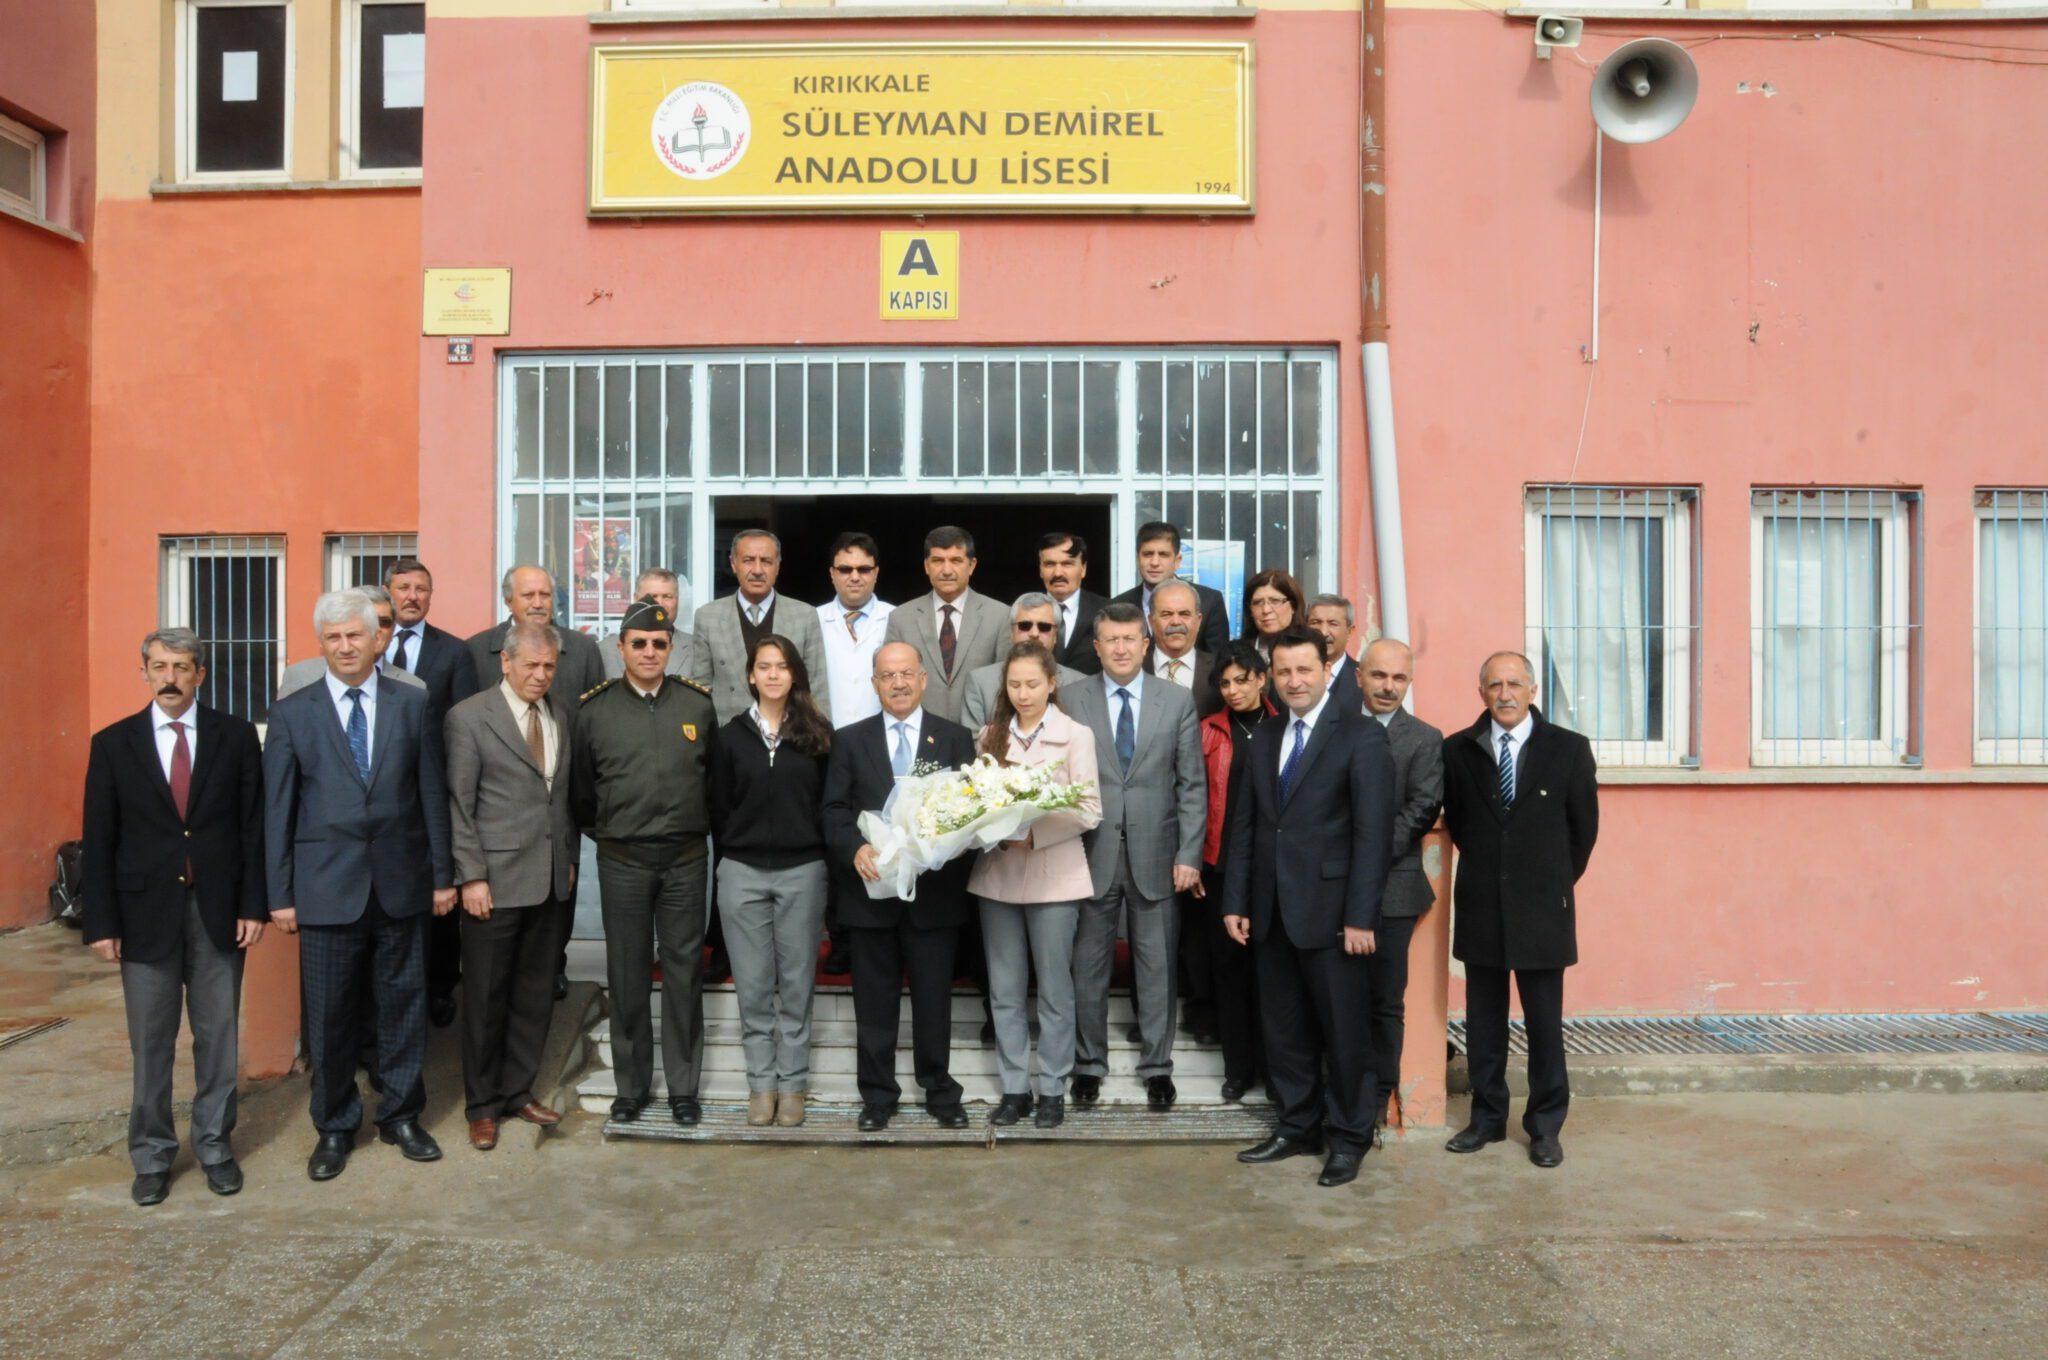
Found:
[717,858,828,1093]
[119,893,244,1174]
[599,849,708,1103]
[979,898,1080,1099]
[1074,855,1180,1081]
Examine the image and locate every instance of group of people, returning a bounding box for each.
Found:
[79,519,1599,1203]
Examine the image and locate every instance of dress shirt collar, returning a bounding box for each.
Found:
[1102,669,1146,706]
[1151,647,1196,683]
[883,706,924,747]
[388,622,423,669]
[930,590,967,624]
[1285,690,1333,738]
[151,702,197,735]
[499,679,549,724]
[739,589,777,623]
[1373,706,1397,727]
[1490,711,1535,753]
[325,669,376,705]
[626,674,664,700]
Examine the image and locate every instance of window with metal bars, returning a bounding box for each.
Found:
[1749,489,1921,767]
[159,536,285,725]
[1975,489,2048,765]
[324,532,419,591]
[1524,487,1699,767]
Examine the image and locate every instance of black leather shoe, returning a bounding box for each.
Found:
[610,1096,648,1123]
[1220,1077,1251,1104]
[308,1132,353,1181]
[428,994,457,1029]
[988,1093,1033,1126]
[131,1172,169,1206]
[1445,1124,1507,1154]
[857,1105,896,1132]
[553,972,569,1000]
[1318,1149,1365,1187]
[1146,1076,1177,1111]
[820,943,852,977]
[929,1105,969,1129]
[1033,1095,1065,1129]
[379,1118,443,1162]
[1529,1135,1564,1168]
[202,1158,243,1196]
[1070,1075,1102,1107]
[669,1097,701,1127]
[1237,1132,1323,1165]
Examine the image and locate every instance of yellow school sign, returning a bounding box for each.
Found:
[589,42,1254,216]
[881,232,959,320]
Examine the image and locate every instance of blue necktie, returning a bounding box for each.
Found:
[1498,731,1516,808]
[892,720,913,776]
[345,687,371,782]
[1114,688,1135,772]
[1279,718,1307,801]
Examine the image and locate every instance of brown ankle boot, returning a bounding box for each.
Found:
[774,1091,806,1128]
[747,1091,776,1126]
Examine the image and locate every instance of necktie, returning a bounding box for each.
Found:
[526,703,548,775]
[393,628,416,673]
[939,604,957,677]
[1114,688,1136,772]
[846,608,863,641]
[1498,732,1516,808]
[1060,602,1072,647]
[892,720,913,776]
[167,720,192,819]
[1279,718,1307,801]
[1165,658,1184,686]
[345,688,370,781]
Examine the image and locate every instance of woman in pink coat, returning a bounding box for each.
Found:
[966,643,1102,1129]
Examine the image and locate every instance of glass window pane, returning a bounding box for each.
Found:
[193,4,287,173]
[356,2,424,171]
[708,363,740,477]
[840,362,872,480]
[512,493,540,567]
[1761,513,1882,740]
[572,365,600,479]
[664,365,691,478]
[920,361,953,478]
[1019,362,1049,479]
[1196,360,1226,477]
[869,363,905,478]
[1165,362,1194,477]
[603,364,631,480]
[743,363,772,478]
[1979,513,2048,741]
[1291,361,1321,476]
[988,362,1018,479]
[1228,361,1257,477]
[1260,490,1289,583]
[808,365,836,478]
[1083,361,1118,476]
[542,492,570,604]
[1259,361,1287,475]
[542,367,569,479]
[513,368,539,480]
[634,367,660,481]
[956,362,986,479]
[1135,361,1163,477]
[1051,361,1081,476]
[665,500,693,610]
[773,363,804,479]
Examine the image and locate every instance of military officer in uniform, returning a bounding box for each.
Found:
[569,598,720,1128]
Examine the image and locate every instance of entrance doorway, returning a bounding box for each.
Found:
[711,494,1116,610]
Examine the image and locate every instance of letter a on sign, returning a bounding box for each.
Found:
[880,231,960,321]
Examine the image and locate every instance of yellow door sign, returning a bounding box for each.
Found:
[881,231,958,321]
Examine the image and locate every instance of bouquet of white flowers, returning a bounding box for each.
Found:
[856,753,1093,900]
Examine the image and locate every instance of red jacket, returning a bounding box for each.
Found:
[1199,700,1276,868]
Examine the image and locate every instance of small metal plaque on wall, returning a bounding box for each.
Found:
[447,337,474,364]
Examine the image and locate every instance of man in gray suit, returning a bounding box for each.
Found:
[883,525,1007,725]
[601,568,692,680]
[960,592,1086,731]
[466,566,607,708]
[690,529,830,724]
[264,590,455,1181]
[1064,601,1207,1110]
[444,621,577,1152]
[278,586,425,702]
[1359,638,1444,1133]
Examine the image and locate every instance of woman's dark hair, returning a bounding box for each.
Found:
[744,634,833,758]
[1241,568,1306,640]
[1212,640,1276,715]
[980,642,1058,764]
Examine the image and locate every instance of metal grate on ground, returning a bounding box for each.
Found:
[1447,1012,2048,1058]
[0,1018,68,1053]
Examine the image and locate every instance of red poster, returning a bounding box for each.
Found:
[572,517,635,616]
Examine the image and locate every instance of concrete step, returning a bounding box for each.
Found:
[574,1065,1269,1110]
[641,986,1149,1026]
[600,1101,1280,1145]
[590,1034,1235,1083]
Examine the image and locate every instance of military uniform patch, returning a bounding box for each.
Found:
[682,724,698,741]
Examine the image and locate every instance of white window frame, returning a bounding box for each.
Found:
[0,112,47,220]
[174,0,295,185]
[324,532,420,590]
[1972,489,2048,766]
[339,0,423,181]
[159,535,288,727]
[1523,486,1696,769]
[1749,489,1917,768]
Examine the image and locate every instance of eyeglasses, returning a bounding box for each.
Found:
[627,637,672,652]
[873,668,921,683]
[832,563,877,575]
[1014,621,1057,634]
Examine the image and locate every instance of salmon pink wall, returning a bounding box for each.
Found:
[1385,17,2047,1012]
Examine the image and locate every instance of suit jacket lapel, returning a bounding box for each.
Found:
[126,710,182,816]
[367,676,402,790]
[484,689,544,776]
[184,705,222,810]
[1279,708,1342,810]
[315,682,370,790]
[1464,713,1509,823]
[1130,677,1166,764]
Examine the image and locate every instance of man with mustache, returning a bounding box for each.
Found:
[690,529,830,725]
[882,525,1006,725]
[1145,580,1221,719]
[1036,531,1106,677]
[82,628,268,1205]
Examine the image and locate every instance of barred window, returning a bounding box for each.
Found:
[181,1,291,180]
[1750,489,1920,767]
[1524,487,1698,766]
[1975,490,2048,765]
[160,536,285,725]
[325,533,418,591]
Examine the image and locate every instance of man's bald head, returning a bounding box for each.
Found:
[1362,638,1415,716]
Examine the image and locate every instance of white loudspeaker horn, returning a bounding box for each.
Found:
[1589,37,1698,144]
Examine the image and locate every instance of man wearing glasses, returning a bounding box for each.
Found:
[959,593,1088,730]
[816,532,895,730]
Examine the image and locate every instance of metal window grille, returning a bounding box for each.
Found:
[1749,489,1921,767]
[498,348,1338,639]
[324,533,419,591]
[1975,489,2048,765]
[1524,486,1699,767]
[159,535,285,725]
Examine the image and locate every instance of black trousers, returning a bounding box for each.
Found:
[849,921,964,1113]
[598,850,708,1103]
[1199,866,1262,1086]
[427,909,463,1002]
[300,895,427,1134]
[458,895,567,1121]
[1464,962,1569,1139]
[1364,913,1420,1123]
[1255,926,1377,1155]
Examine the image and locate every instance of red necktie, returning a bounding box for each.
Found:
[939,604,957,678]
[168,721,192,819]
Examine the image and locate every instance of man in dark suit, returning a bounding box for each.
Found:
[1037,530,1106,676]
[1441,650,1598,1169]
[444,622,577,1151]
[1111,520,1229,657]
[82,628,267,1206]
[1358,638,1444,1134]
[266,590,456,1181]
[1307,594,1365,715]
[1224,628,1394,1188]
[466,565,607,707]
[821,641,976,1132]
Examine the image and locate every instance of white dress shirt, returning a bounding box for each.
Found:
[151,703,198,782]
[1051,591,1080,650]
[1151,648,1197,689]
[1278,691,1333,775]
[1372,707,1396,728]
[818,596,895,728]
[325,670,378,767]
[739,589,778,627]
[929,590,968,633]
[883,706,925,772]
[1102,669,1146,740]
[386,623,423,673]
[500,680,559,786]
[1491,712,1536,776]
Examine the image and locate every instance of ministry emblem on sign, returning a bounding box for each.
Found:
[650,82,750,180]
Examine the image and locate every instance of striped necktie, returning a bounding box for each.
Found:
[1498,731,1516,808]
